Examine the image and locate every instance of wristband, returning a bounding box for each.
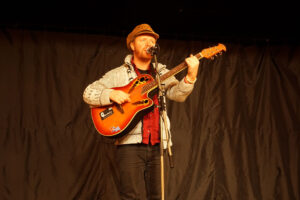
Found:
[185,76,197,84]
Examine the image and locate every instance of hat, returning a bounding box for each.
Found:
[126,24,159,51]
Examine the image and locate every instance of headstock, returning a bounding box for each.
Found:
[200,43,226,59]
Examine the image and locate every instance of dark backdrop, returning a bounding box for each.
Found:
[0,26,299,200]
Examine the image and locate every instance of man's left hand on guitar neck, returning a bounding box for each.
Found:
[184,54,199,84]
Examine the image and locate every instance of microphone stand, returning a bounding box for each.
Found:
[150,46,174,200]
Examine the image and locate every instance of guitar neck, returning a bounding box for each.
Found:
[142,52,203,93]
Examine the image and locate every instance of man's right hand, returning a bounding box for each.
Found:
[109,90,131,104]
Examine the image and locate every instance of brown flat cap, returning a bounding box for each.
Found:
[126,24,159,51]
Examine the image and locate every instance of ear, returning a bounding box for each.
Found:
[130,42,135,51]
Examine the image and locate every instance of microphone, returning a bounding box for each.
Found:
[146,44,160,55]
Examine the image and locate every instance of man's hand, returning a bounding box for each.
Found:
[185,54,199,82]
[109,90,131,104]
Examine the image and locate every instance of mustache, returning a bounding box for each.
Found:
[146,44,160,55]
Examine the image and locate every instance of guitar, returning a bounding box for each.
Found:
[91,43,226,137]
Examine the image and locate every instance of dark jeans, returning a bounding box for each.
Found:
[117,143,161,200]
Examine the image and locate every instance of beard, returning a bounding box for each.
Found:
[134,48,152,61]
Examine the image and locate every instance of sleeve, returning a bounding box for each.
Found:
[82,69,118,107]
[159,65,195,102]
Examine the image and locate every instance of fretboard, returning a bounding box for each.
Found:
[142,52,203,94]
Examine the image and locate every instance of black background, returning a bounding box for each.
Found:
[1,0,299,42]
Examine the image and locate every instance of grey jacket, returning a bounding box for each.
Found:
[83,55,195,148]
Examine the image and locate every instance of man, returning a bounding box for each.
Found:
[83,23,199,200]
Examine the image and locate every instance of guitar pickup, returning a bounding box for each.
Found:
[100,107,114,120]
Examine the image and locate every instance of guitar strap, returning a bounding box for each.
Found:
[125,64,134,82]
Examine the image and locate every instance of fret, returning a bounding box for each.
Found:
[142,52,204,94]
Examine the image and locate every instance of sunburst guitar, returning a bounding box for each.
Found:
[91,43,226,137]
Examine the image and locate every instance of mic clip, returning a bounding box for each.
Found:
[147,44,160,56]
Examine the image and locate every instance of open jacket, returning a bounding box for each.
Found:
[83,54,195,149]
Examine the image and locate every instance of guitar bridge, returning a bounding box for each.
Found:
[116,104,124,113]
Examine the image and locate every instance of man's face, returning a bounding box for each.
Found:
[130,34,156,60]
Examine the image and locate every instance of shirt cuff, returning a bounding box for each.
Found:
[100,88,114,106]
[179,78,194,92]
